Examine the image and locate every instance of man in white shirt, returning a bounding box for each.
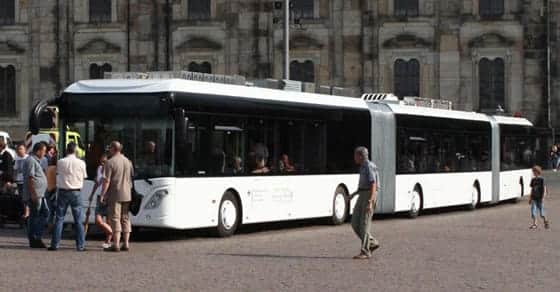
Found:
[48,142,88,251]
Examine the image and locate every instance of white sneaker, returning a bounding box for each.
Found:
[101,242,111,249]
[554,169,557,172]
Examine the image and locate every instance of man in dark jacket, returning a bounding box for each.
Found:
[0,138,14,187]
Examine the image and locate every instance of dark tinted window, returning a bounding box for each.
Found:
[292,0,314,19]
[479,58,505,112]
[396,115,491,174]
[89,0,112,23]
[480,0,504,18]
[188,0,211,20]
[500,125,536,171]
[89,63,112,79]
[290,60,315,83]
[0,65,16,115]
[394,59,420,98]
[0,0,15,25]
[326,111,371,173]
[395,0,419,17]
[188,61,212,74]
[176,107,370,177]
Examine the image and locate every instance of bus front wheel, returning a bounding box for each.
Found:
[331,186,348,225]
[408,187,422,218]
[216,191,241,237]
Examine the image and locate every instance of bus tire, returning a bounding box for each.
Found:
[468,183,480,210]
[331,186,348,225]
[408,186,422,218]
[216,191,241,237]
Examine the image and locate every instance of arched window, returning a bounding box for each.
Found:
[479,58,505,111]
[394,59,420,98]
[479,0,504,18]
[188,0,211,20]
[188,61,212,74]
[89,0,112,23]
[395,0,419,17]
[0,0,15,25]
[292,0,314,19]
[89,63,112,79]
[290,60,315,83]
[0,65,16,115]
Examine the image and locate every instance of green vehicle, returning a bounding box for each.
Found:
[31,106,85,158]
[39,129,86,158]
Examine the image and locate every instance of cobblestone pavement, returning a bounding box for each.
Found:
[1,173,559,291]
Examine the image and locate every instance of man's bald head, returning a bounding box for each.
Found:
[109,141,122,155]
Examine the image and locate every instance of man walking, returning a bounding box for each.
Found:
[100,141,133,252]
[351,146,380,259]
[49,142,87,251]
[22,142,49,248]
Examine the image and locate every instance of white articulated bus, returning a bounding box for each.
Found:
[29,78,535,236]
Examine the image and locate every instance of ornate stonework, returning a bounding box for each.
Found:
[0,0,557,138]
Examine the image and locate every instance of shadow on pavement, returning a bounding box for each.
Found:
[207,252,349,261]
[0,194,538,243]
[0,243,30,250]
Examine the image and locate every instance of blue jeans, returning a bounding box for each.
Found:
[531,199,546,219]
[50,190,85,250]
[27,197,49,242]
[46,190,57,225]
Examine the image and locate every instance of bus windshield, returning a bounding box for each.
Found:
[65,117,173,179]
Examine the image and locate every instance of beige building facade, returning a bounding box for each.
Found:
[0,0,557,138]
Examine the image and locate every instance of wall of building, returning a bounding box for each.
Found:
[0,0,557,139]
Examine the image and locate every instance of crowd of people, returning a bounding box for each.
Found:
[0,136,134,252]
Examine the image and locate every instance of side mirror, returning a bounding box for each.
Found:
[29,98,58,134]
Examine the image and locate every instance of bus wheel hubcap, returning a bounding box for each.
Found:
[411,191,420,213]
[221,200,237,230]
[472,187,478,206]
[334,193,346,219]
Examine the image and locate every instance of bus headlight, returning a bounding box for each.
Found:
[144,189,169,210]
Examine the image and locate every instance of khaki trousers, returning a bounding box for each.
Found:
[108,201,131,234]
[351,190,378,257]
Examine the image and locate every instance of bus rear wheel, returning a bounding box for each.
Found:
[331,186,348,225]
[468,184,480,210]
[216,191,240,237]
[408,188,422,218]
